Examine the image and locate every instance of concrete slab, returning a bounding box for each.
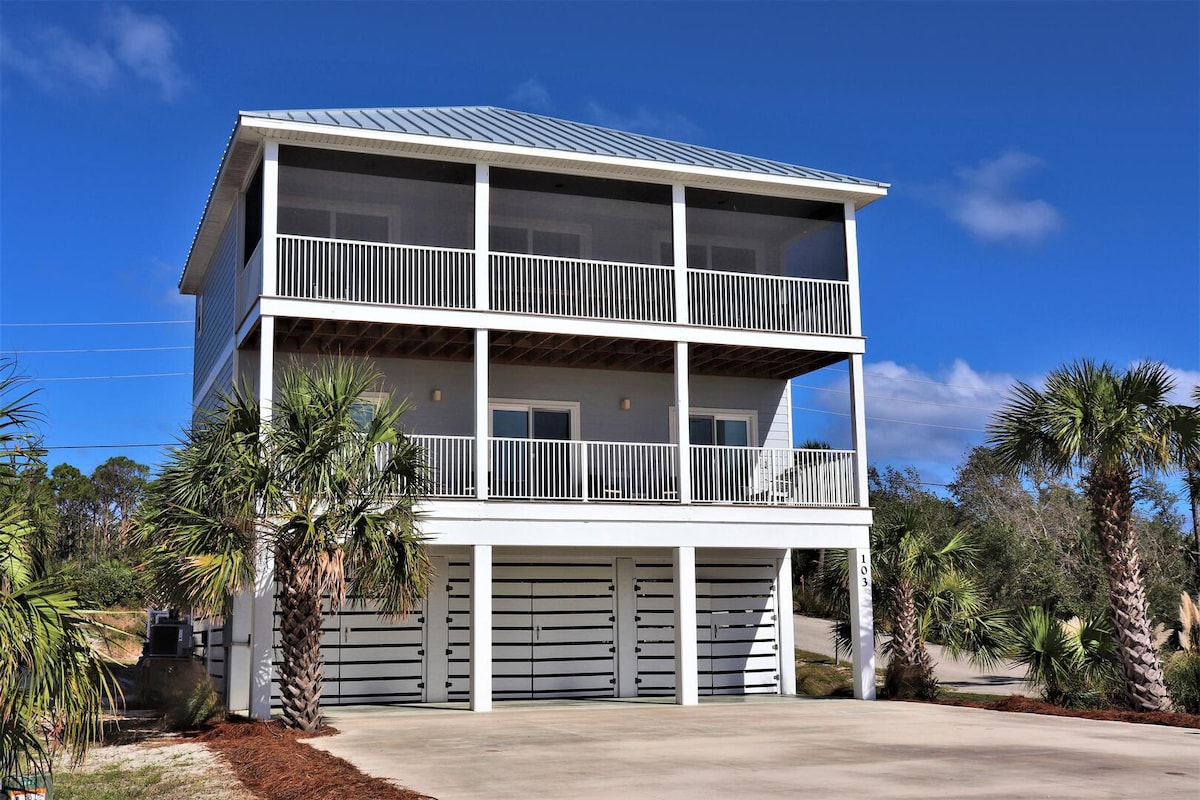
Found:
[307,697,1200,799]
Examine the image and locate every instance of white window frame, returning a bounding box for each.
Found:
[490,216,592,260]
[489,398,581,440]
[277,198,398,244]
[653,231,763,273]
[668,405,758,447]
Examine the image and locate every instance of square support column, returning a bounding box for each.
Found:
[470,544,493,712]
[848,546,876,700]
[848,354,869,507]
[843,201,862,337]
[776,549,797,696]
[249,314,276,720]
[474,164,490,310]
[261,142,279,297]
[674,341,691,504]
[474,329,489,500]
[671,184,688,324]
[673,546,698,705]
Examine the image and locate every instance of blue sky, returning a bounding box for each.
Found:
[1,1,1197,495]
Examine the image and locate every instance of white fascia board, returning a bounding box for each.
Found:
[259,296,867,355]
[239,116,889,206]
[418,502,871,549]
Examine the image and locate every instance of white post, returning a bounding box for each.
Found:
[474,329,489,500]
[470,545,493,712]
[776,549,797,696]
[424,556,450,703]
[843,201,861,337]
[615,557,637,697]
[261,142,279,297]
[671,183,688,324]
[673,546,698,705]
[226,596,252,714]
[249,314,276,720]
[475,164,490,311]
[848,354,869,507]
[674,341,691,504]
[848,546,876,700]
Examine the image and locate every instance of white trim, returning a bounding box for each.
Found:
[261,142,279,297]
[673,545,698,705]
[258,296,867,355]
[239,117,889,203]
[671,184,688,323]
[674,341,691,505]
[470,544,493,712]
[474,165,490,311]
[776,550,796,696]
[844,202,862,337]
[474,329,489,500]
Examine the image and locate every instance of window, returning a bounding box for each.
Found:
[278,207,390,243]
[490,224,584,258]
[195,296,203,337]
[489,400,579,499]
[669,407,757,446]
[350,392,388,430]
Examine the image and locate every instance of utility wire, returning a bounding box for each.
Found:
[44,443,174,451]
[16,372,192,383]
[791,404,988,433]
[820,365,1014,395]
[1,346,193,354]
[792,382,998,412]
[0,320,190,327]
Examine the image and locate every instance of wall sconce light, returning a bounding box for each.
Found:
[619,398,631,411]
[431,389,443,403]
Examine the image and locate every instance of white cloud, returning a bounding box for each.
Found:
[510,78,552,112]
[944,151,1062,244]
[1,5,184,99]
[1165,366,1200,406]
[584,101,702,142]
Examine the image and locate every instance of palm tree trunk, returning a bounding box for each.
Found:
[1087,466,1169,711]
[276,550,325,731]
[885,576,937,698]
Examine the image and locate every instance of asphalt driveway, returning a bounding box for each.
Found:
[307,697,1198,799]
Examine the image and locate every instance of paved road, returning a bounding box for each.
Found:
[310,699,1199,799]
[794,615,1031,696]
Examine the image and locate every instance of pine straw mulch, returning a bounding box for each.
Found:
[926,694,1200,729]
[186,718,432,800]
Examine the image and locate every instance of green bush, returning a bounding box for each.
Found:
[157,660,224,730]
[62,558,152,609]
[1165,652,1200,714]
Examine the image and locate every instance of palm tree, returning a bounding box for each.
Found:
[0,362,114,776]
[988,359,1200,711]
[818,507,1010,699]
[137,358,431,731]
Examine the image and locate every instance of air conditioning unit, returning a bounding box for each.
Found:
[145,610,193,659]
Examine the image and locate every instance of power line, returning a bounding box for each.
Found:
[821,365,1013,395]
[0,320,190,328]
[16,372,192,383]
[1,346,193,355]
[791,404,988,433]
[44,443,174,451]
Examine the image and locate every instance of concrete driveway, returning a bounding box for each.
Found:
[307,698,1199,799]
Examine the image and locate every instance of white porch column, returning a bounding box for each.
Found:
[470,545,493,712]
[249,314,276,720]
[671,183,688,324]
[474,329,489,500]
[674,341,691,504]
[673,545,698,705]
[848,354,869,507]
[843,202,862,337]
[848,545,876,700]
[776,549,797,696]
[261,142,279,297]
[475,164,490,311]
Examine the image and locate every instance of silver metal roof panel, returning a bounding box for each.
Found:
[243,106,886,188]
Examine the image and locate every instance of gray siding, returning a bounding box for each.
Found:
[193,214,238,400]
[195,355,234,419]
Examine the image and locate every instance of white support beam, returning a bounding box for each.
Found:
[848,354,869,507]
[672,183,688,324]
[843,201,862,337]
[261,142,279,297]
[673,546,698,706]
[474,164,490,311]
[248,314,276,720]
[470,545,493,712]
[424,556,450,703]
[777,549,797,696]
[474,329,489,500]
[848,545,876,700]
[226,594,252,714]
[674,341,691,504]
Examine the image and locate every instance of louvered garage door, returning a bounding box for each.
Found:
[493,560,617,700]
[271,594,425,707]
[633,558,780,696]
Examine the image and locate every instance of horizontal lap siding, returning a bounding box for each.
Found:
[194,214,237,402]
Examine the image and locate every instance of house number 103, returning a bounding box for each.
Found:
[859,554,870,587]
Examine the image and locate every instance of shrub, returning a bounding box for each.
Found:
[153,661,224,730]
[63,558,152,609]
[1009,607,1120,708]
[1165,652,1200,714]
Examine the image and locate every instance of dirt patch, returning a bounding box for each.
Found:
[928,694,1200,729]
[193,719,430,800]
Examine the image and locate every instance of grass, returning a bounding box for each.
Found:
[55,763,172,800]
[794,648,888,698]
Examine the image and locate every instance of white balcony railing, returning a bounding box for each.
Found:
[687,269,851,336]
[276,235,474,310]
[690,445,857,506]
[490,253,675,323]
[400,435,856,506]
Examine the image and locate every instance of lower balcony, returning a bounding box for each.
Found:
[403,436,858,507]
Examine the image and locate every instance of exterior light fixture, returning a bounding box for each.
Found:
[431,389,443,402]
[620,398,631,411]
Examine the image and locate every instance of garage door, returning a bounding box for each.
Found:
[493,560,617,700]
[632,558,780,696]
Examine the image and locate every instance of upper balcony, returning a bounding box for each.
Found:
[236,147,856,339]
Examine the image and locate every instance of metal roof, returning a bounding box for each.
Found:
[242,106,887,188]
